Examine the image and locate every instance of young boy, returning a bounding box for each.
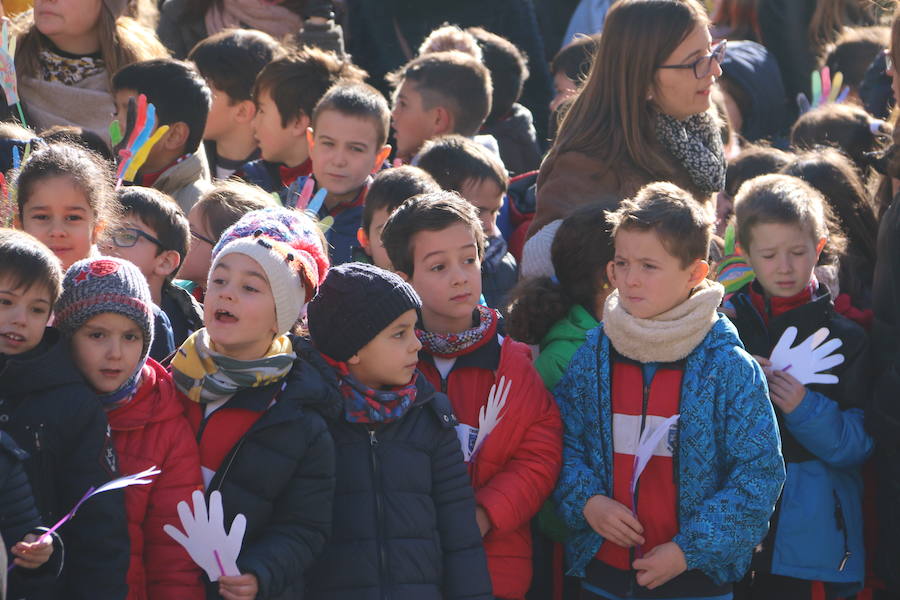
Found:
[54,256,204,599]
[292,81,392,265]
[467,27,542,176]
[242,47,367,196]
[170,207,333,599]
[552,182,785,599]
[381,192,562,600]
[355,165,440,268]
[305,262,493,599]
[387,51,494,164]
[101,187,204,351]
[112,59,213,213]
[417,135,518,310]
[189,29,284,180]
[0,229,129,599]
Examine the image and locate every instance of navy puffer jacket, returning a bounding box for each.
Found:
[299,343,493,600]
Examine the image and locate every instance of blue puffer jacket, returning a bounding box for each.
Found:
[552,316,785,585]
[728,284,873,593]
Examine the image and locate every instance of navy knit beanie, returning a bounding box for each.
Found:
[307,262,421,361]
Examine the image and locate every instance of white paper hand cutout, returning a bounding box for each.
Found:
[768,326,844,385]
[163,490,246,582]
[469,376,511,461]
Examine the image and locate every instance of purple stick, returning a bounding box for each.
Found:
[214,549,226,577]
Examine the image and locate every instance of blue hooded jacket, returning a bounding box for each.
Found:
[552,316,785,585]
[719,40,789,143]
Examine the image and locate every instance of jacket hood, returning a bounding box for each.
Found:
[0,328,88,395]
[108,359,184,430]
[484,102,537,144]
[542,304,599,348]
[719,40,788,142]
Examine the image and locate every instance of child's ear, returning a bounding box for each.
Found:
[306,127,315,151]
[433,106,454,136]
[357,227,370,253]
[373,145,391,172]
[606,260,617,288]
[154,249,181,278]
[347,353,361,365]
[815,237,827,257]
[689,259,710,287]
[13,215,21,229]
[163,122,190,151]
[235,100,257,124]
[395,270,411,282]
[92,219,106,243]
[291,113,310,138]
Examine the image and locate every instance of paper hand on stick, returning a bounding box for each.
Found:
[768,326,844,385]
[630,415,680,501]
[468,376,511,461]
[797,67,849,115]
[114,94,170,183]
[164,490,246,582]
[0,19,19,107]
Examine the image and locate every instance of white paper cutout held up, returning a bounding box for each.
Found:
[768,326,844,385]
[163,490,246,582]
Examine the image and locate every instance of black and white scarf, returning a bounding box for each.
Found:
[655,111,726,194]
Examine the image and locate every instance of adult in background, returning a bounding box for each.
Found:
[527,0,727,258]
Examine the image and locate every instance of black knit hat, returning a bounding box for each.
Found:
[307,262,421,361]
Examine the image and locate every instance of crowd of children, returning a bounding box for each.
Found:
[0,0,898,599]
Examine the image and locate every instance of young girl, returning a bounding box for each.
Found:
[15,142,117,271]
[506,203,615,391]
[54,256,204,600]
[178,180,277,300]
[727,174,873,600]
[14,0,167,140]
[169,207,334,599]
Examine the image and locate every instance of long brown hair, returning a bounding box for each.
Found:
[13,6,168,84]
[809,0,878,49]
[543,0,708,184]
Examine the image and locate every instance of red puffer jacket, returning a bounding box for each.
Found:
[107,359,204,600]
[419,335,562,600]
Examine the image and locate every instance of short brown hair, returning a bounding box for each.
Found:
[116,186,189,281]
[417,135,508,195]
[381,191,485,276]
[387,51,492,137]
[0,228,63,306]
[790,103,889,177]
[312,81,391,148]
[362,166,440,233]
[734,174,846,259]
[189,28,284,103]
[195,180,279,240]
[253,46,367,127]
[606,182,712,268]
[726,144,794,197]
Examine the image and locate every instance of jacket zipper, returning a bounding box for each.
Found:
[628,379,651,594]
[833,490,851,571]
[213,438,246,493]
[369,428,389,600]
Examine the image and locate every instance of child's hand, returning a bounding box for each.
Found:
[219,573,258,600]
[752,355,771,368]
[11,533,53,569]
[582,494,645,548]
[632,541,687,589]
[475,505,491,537]
[767,369,806,414]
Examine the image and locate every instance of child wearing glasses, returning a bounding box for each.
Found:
[13,142,117,271]
[102,187,204,354]
[178,181,278,303]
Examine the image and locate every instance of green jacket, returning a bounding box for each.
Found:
[535,304,599,390]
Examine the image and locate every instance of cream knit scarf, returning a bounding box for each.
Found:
[603,279,725,363]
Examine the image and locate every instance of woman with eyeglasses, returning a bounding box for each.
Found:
[526,0,727,257]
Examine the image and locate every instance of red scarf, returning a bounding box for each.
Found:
[279,158,313,188]
[748,278,818,325]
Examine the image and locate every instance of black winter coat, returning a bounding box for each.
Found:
[186,336,336,600]
[298,344,493,600]
[0,329,129,600]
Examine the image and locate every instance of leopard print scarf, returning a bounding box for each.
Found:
[655,111,726,195]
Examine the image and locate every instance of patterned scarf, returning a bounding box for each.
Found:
[171,328,296,403]
[655,110,726,194]
[416,304,499,358]
[39,50,105,85]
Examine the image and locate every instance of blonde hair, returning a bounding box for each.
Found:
[14,9,169,85]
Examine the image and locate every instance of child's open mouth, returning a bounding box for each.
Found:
[0,332,25,345]
[215,309,238,323]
